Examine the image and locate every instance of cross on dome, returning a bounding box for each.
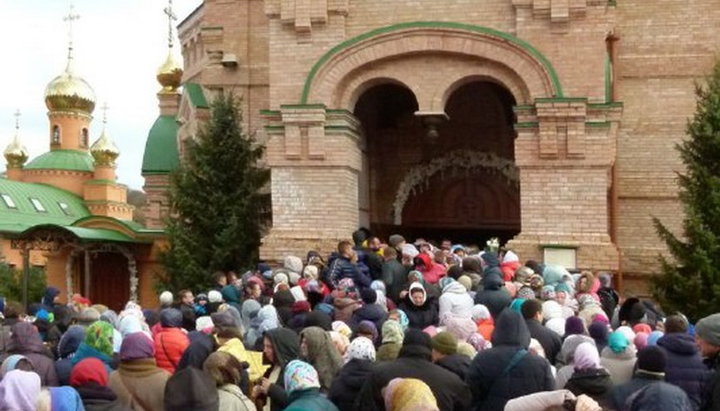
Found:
[164,0,177,49]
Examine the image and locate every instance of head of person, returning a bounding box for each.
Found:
[164,367,219,411]
[636,346,667,377]
[345,336,376,363]
[284,360,321,394]
[0,354,34,378]
[203,351,246,388]
[159,291,173,307]
[120,332,155,362]
[383,246,398,261]
[214,271,227,286]
[84,321,114,358]
[695,313,720,357]
[409,283,426,307]
[160,308,183,329]
[431,331,458,362]
[70,357,108,388]
[383,378,438,411]
[178,289,194,306]
[244,281,262,300]
[521,299,543,323]
[665,314,689,334]
[368,236,382,251]
[338,240,355,259]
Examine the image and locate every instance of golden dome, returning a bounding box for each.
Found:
[44,60,96,114]
[4,133,29,168]
[90,129,120,166]
[156,51,183,93]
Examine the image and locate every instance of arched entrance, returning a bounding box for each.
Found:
[355,80,520,244]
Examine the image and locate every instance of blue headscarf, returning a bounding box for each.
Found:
[49,386,85,411]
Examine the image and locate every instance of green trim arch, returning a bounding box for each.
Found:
[300,21,564,104]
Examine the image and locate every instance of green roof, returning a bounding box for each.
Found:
[25,149,94,173]
[15,224,141,243]
[0,179,90,233]
[185,83,209,108]
[141,115,180,174]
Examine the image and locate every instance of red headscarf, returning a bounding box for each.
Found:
[69,357,108,387]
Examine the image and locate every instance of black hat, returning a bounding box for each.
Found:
[637,346,666,374]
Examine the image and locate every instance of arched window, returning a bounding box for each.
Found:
[81,128,89,148]
[52,125,61,145]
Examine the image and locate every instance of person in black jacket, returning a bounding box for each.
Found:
[466,309,555,411]
[398,282,439,330]
[329,336,376,411]
[694,313,720,411]
[656,315,709,410]
[328,241,373,289]
[351,289,388,332]
[176,289,197,333]
[522,299,562,366]
[610,346,667,410]
[252,328,300,411]
[381,247,409,304]
[474,273,512,320]
[355,328,471,411]
[564,342,612,407]
[431,331,471,381]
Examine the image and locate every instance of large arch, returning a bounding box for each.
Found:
[301,21,563,107]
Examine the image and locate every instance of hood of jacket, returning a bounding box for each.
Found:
[58,325,85,359]
[443,281,467,295]
[221,285,242,304]
[8,322,47,355]
[265,327,300,368]
[483,273,504,291]
[567,368,612,395]
[657,332,698,356]
[408,282,427,306]
[491,309,531,348]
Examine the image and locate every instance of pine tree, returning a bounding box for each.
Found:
[159,93,269,293]
[653,60,720,322]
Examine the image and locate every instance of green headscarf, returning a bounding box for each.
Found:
[382,320,404,345]
[84,321,114,358]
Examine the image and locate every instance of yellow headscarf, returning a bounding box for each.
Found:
[384,378,439,411]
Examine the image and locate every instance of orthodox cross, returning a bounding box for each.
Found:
[164,0,177,49]
[13,109,20,131]
[63,3,80,60]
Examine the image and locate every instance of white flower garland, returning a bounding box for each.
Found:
[392,150,519,224]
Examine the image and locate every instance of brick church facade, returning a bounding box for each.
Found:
[142,0,720,293]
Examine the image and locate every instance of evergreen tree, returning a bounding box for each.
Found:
[653,60,720,322]
[159,93,269,293]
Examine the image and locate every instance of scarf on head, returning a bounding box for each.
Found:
[70,357,108,387]
[382,320,405,345]
[573,342,601,370]
[284,360,320,393]
[345,336,376,363]
[0,355,27,378]
[300,327,343,390]
[0,370,41,411]
[83,321,114,358]
[383,378,439,411]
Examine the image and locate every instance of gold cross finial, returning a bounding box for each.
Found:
[13,109,21,131]
[63,3,80,61]
[164,0,177,49]
[101,102,109,126]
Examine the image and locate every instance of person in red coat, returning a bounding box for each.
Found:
[153,308,189,374]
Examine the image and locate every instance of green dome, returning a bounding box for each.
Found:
[25,149,94,172]
[142,115,179,174]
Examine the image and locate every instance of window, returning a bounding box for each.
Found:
[29,198,46,212]
[1,194,16,209]
[52,125,61,145]
[81,129,89,148]
[58,201,73,216]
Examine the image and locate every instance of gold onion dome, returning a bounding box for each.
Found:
[90,129,120,166]
[4,133,29,168]
[157,51,183,93]
[44,60,96,115]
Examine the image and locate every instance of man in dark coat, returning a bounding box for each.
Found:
[381,246,409,303]
[398,282,438,329]
[176,289,197,333]
[466,309,554,411]
[352,229,383,281]
[610,346,667,410]
[521,299,562,366]
[695,313,720,411]
[656,315,709,409]
[474,273,512,319]
[355,328,471,411]
[328,240,372,289]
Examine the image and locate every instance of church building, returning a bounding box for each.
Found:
[144,0,718,293]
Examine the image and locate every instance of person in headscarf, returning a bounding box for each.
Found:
[377,320,405,362]
[588,321,610,354]
[283,360,339,411]
[600,331,637,385]
[438,277,474,323]
[99,310,122,354]
[203,352,255,411]
[35,386,85,411]
[0,321,58,386]
[246,305,280,349]
[0,369,41,411]
[212,311,266,383]
[163,366,219,411]
[72,321,115,373]
[240,299,261,339]
[563,342,612,406]
[42,286,61,310]
[272,288,295,326]
[300,326,343,392]
[55,325,86,385]
[332,321,352,339]
[444,316,478,343]
[0,354,34,378]
[217,304,244,332]
[329,337,376,411]
[329,331,350,358]
[221,284,243,313]
[399,282,439,330]
[472,304,495,342]
[153,308,189,374]
[70,357,130,411]
[388,309,410,331]
[253,328,300,411]
[383,377,439,411]
[351,288,388,333]
[108,332,170,411]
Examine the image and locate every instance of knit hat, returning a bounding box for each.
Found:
[608,331,630,354]
[361,288,378,305]
[637,346,667,374]
[70,357,108,387]
[471,304,491,322]
[164,367,219,411]
[292,300,311,314]
[120,332,154,361]
[159,291,173,306]
[565,316,586,336]
[346,336,376,362]
[635,332,649,350]
[431,332,458,355]
[457,275,472,291]
[208,290,223,303]
[382,320,404,345]
[696,313,720,346]
[284,360,321,393]
[389,234,405,248]
[445,316,477,342]
[160,308,183,328]
[77,307,101,327]
[283,255,303,274]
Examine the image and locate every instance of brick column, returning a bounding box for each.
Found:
[260,105,362,260]
[508,99,623,271]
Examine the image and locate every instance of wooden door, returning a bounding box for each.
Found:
[90,252,130,312]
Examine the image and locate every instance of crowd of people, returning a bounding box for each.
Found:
[1,230,720,411]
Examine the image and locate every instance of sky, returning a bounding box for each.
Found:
[0,0,202,189]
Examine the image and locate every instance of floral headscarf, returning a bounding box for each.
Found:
[284,360,320,394]
[382,320,404,345]
[383,378,438,411]
[85,321,114,358]
[345,336,376,363]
